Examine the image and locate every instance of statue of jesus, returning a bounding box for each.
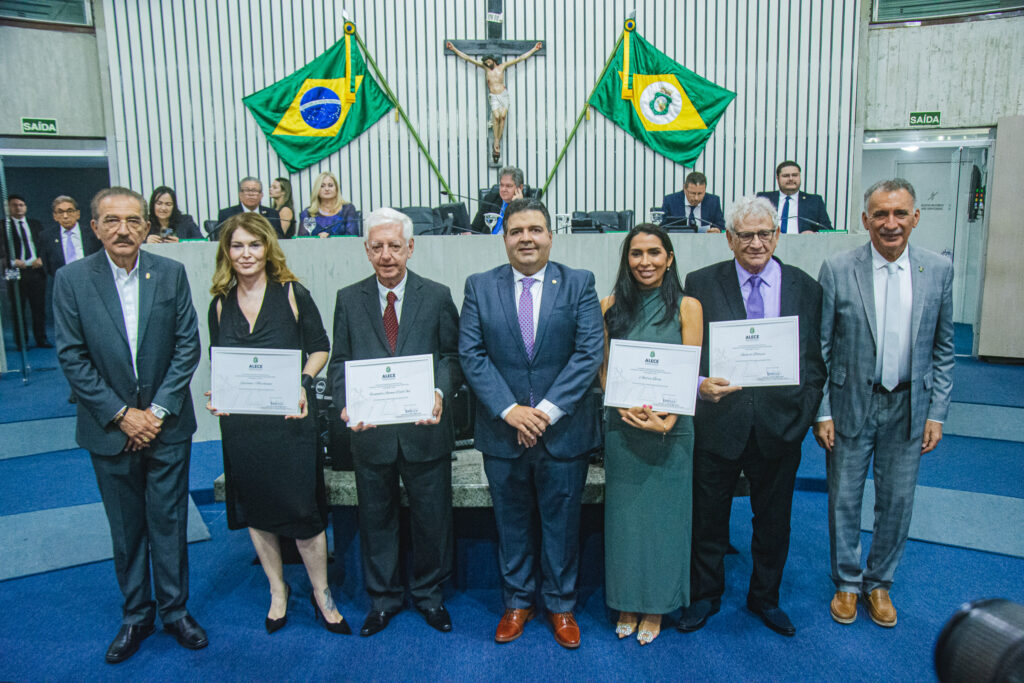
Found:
[447,41,543,164]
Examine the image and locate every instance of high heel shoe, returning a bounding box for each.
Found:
[265,583,290,634]
[310,591,352,635]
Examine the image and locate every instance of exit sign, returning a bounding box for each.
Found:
[21,117,58,135]
[909,111,940,127]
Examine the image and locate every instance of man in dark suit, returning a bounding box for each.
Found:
[39,195,102,277]
[459,198,604,649]
[328,207,461,637]
[2,194,50,347]
[814,179,953,628]
[213,177,282,240]
[53,187,206,663]
[470,165,537,234]
[660,171,726,232]
[757,160,833,233]
[679,195,826,637]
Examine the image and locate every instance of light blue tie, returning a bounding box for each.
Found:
[881,262,901,391]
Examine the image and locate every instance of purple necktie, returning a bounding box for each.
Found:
[63,229,76,263]
[746,275,765,319]
[518,277,535,358]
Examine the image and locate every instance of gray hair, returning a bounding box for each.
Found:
[90,187,147,219]
[498,165,524,187]
[727,195,778,233]
[364,207,414,242]
[52,195,77,211]
[863,178,917,211]
[238,176,262,191]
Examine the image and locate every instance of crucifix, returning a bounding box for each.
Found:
[445,0,545,167]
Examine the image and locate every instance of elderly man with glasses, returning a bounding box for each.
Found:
[213,176,282,240]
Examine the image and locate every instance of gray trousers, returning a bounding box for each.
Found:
[827,389,921,594]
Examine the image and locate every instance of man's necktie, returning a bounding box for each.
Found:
[881,262,901,391]
[493,201,508,234]
[383,291,398,352]
[780,196,791,234]
[688,205,696,228]
[17,221,31,260]
[746,275,765,319]
[63,229,76,264]
[518,277,536,405]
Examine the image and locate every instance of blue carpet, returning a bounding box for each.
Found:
[0,494,1021,680]
[950,356,1024,408]
[0,348,75,423]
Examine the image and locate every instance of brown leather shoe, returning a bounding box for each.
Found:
[830,591,858,624]
[495,607,535,643]
[866,588,897,627]
[548,611,581,649]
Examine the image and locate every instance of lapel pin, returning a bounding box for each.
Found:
[146,272,151,279]
[552,279,557,284]
[918,266,924,272]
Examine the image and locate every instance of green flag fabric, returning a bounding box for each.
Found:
[589,30,735,167]
[243,35,393,173]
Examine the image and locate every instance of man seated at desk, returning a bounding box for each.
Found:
[661,171,725,233]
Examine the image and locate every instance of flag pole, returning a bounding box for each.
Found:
[541,19,632,197]
[347,22,453,197]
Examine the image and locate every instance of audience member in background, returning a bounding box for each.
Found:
[2,194,50,348]
[146,186,202,243]
[600,224,702,645]
[679,195,825,638]
[470,165,526,234]
[757,161,833,233]
[660,171,725,232]
[298,171,359,237]
[814,179,953,629]
[215,177,283,240]
[268,177,295,238]
[327,208,461,637]
[40,195,101,277]
[206,213,349,635]
[53,187,206,663]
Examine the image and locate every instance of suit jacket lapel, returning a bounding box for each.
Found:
[853,243,878,347]
[496,265,531,362]
[778,260,801,317]
[90,252,131,351]
[908,246,925,349]
[395,272,422,355]
[716,260,748,320]
[532,262,559,360]
[136,252,156,350]
[360,276,391,353]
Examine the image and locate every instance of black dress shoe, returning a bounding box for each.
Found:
[747,601,796,637]
[417,604,452,632]
[360,609,399,637]
[164,615,209,650]
[677,599,720,632]
[105,623,155,663]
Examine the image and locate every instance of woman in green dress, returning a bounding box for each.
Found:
[600,224,703,645]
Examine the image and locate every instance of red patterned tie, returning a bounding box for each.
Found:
[383,291,398,352]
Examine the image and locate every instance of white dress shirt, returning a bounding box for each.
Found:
[871,243,913,385]
[14,219,38,262]
[106,251,141,375]
[502,265,565,424]
[61,224,85,264]
[779,192,800,234]
[375,272,407,320]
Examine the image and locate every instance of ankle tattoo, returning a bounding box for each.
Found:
[321,587,336,613]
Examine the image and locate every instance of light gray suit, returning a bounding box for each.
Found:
[817,242,954,593]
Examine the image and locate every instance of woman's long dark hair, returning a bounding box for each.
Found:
[148,186,182,229]
[604,223,685,339]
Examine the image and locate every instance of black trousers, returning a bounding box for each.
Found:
[690,428,802,609]
[5,267,47,346]
[352,448,453,612]
[90,439,192,625]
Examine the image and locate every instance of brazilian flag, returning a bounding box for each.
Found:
[244,32,393,173]
[590,27,735,167]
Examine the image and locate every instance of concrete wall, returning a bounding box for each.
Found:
[0,26,105,137]
[147,232,868,442]
[863,16,1024,130]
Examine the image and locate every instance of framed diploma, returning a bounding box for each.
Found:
[604,339,702,416]
[709,315,801,387]
[210,347,302,415]
[344,353,436,426]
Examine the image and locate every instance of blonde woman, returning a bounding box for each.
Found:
[297,171,358,237]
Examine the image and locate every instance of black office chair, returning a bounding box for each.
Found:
[203,219,220,240]
[397,206,445,235]
[436,202,471,233]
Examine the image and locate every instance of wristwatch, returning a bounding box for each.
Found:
[149,405,169,420]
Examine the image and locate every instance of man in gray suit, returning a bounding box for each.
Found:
[54,187,206,663]
[328,207,461,636]
[813,178,953,628]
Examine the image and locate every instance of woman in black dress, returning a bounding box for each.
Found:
[207,213,350,634]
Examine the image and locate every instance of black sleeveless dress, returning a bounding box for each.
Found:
[208,281,330,539]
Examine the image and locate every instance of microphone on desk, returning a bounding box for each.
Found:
[793,215,832,232]
[662,213,722,232]
[439,189,503,211]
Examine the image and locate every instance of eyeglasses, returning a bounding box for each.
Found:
[54,208,79,215]
[240,188,262,195]
[732,229,776,244]
[100,216,146,229]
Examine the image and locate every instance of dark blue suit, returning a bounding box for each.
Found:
[756,190,833,232]
[661,191,726,232]
[459,260,603,612]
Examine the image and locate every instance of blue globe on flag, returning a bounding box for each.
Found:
[299,87,342,129]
